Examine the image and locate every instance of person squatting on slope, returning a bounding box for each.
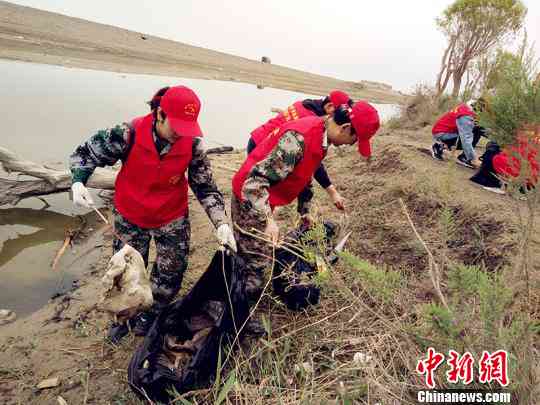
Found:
[232,101,380,302]
[431,99,488,169]
[69,85,236,338]
[248,90,354,213]
[470,128,540,192]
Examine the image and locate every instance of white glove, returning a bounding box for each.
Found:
[216,223,237,253]
[71,182,94,208]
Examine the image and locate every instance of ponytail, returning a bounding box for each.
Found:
[147,86,170,119]
[333,104,352,126]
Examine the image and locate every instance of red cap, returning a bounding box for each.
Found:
[349,101,380,157]
[328,90,351,107]
[160,86,202,137]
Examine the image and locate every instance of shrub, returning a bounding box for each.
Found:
[479,50,539,147]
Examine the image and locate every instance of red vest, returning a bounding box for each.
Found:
[114,113,193,228]
[250,101,316,144]
[432,104,475,136]
[234,116,325,208]
[493,135,540,185]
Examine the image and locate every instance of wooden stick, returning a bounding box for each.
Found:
[91,206,131,246]
[398,198,449,310]
[92,206,109,225]
[51,230,73,270]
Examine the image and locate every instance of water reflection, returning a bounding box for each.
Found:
[0,208,94,269]
[0,205,102,317]
[0,60,397,163]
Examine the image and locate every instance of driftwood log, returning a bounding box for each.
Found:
[0,145,234,206]
[206,146,234,154]
[0,146,116,206]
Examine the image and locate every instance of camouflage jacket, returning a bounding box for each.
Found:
[242,128,328,221]
[69,121,227,228]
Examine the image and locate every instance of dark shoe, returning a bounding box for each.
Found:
[243,318,266,337]
[107,322,130,345]
[456,153,475,169]
[431,142,444,160]
[129,311,156,336]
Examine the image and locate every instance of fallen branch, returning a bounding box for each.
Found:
[51,229,75,270]
[398,198,449,310]
[206,146,234,154]
[0,146,114,206]
[51,216,86,270]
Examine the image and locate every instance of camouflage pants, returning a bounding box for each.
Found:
[230,195,273,301]
[112,208,190,311]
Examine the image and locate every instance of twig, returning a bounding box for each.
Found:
[235,223,310,263]
[91,206,130,246]
[233,304,354,372]
[82,370,90,405]
[51,230,74,270]
[398,198,449,310]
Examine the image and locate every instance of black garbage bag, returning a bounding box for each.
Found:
[128,250,249,403]
[470,141,503,188]
[273,221,338,311]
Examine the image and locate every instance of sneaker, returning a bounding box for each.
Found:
[129,311,156,336]
[456,153,475,169]
[431,142,444,160]
[482,186,505,195]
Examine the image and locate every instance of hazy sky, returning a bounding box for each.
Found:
[7,0,540,92]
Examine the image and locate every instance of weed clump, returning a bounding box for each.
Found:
[388,85,456,130]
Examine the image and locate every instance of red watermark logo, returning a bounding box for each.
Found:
[416,348,509,389]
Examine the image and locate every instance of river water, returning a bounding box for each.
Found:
[0,60,398,318]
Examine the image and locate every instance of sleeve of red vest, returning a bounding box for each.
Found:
[242,131,305,220]
[313,163,331,189]
[297,183,313,215]
[188,137,227,229]
[69,124,130,185]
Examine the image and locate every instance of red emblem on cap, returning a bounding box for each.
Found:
[184,103,197,117]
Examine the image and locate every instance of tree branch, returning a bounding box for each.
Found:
[0,146,116,206]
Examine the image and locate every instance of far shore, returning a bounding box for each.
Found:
[0,1,406,104]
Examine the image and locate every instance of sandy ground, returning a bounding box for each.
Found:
[0,127,538,404]
[0,1,406,104]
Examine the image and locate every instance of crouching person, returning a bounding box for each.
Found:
[69,85,236,341]
[248,90,353,211]
[431,99,487,168]
[231,102,380,308]
[471,132,540,192]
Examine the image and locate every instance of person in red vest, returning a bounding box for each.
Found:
[69,85,235,340]
[431,100,486,169]
[492,135,539,188]
[231,101,380,303]
[248,90,353,212]
[470,129,539,193]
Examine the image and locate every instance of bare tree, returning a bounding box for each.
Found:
[465,31,540,97]
[435,0,526,98]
